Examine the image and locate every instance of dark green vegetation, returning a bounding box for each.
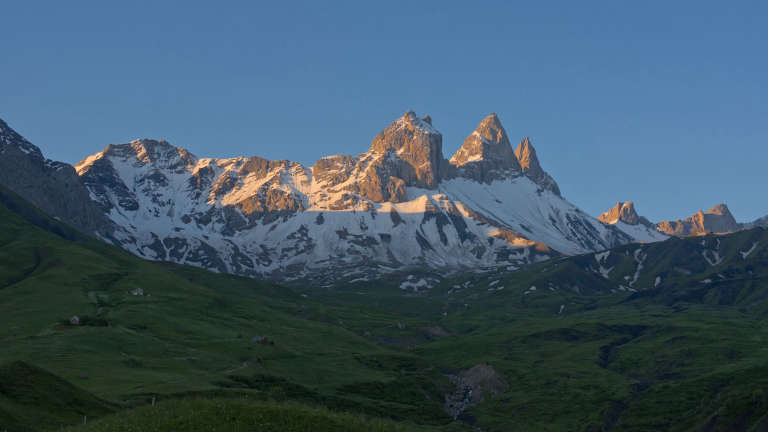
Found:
[62,398,432,432]
[0,361,114,431]
[2,182,768,431]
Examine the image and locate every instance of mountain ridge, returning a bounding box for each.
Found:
[70,111,638,280]
[0,119,114,238]
[2,113,765,281]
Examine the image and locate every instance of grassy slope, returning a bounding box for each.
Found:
[0,361,115,432]
[0,187,455,431]
[2,181,768,431]
[62,398,440,432]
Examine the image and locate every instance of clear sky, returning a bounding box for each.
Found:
[2,1,766,222]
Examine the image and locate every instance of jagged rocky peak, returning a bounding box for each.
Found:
[597,201,657,229]
[345,110,448,203]
[514,137,535,172]
[657,203,740,236]
[0,118,44,160]
[129,138,187,163]
[369,110,441,153]
[599,201,642,225]
[513,137,561,196]
[110,139,196,169]
[699,203,739,232]
[705,203,734,218]
[77,139,200,180]
[450,113,520,180]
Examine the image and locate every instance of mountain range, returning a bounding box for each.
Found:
[1,113,765,281]
[2,113,768,431]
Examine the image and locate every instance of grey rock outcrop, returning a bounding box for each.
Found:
[744,215,768,229]
[444,364,509,419]
[0,118,113,237]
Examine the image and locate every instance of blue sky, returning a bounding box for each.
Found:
[2,1,766,221]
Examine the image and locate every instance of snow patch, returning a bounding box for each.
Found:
[628,248,646,288]
[702,250,723,266]
[741,242,758,259]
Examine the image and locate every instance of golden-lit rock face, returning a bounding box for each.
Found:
[309,111,447,204]
[447,114,560,195]
[600,201,642,225]
[514,137,561,196]
[656,204,740,236]
[367,110,447,191]
[449,113,521,183]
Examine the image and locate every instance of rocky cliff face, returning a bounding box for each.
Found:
[306,111,449,206]
[744,215,768,229]
[449,113,520,183]
[0,119,113,238]
[514,137,561,196]
[70,111,649,281]
[368,110,447,191]
[597,201,668,243]
[599,201,652,226]
[657,204,740,236]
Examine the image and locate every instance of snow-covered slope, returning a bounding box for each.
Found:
[74,111,656,281]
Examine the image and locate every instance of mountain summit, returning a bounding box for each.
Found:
[599,201,647,225]
[449,113,521,182]
[657,204,740,236]
[514,137,561,196]
[368,110,447,191]
[598,201,667,243]
[0,119,113,237]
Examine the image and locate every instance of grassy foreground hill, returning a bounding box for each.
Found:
[2,182,768,431]
[61,398,437,432]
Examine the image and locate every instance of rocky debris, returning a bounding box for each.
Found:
[599,201,652,226]
[657,204,740,236]
[0,118,114,237]
[514,137,561,195]
[444,364,509,419]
